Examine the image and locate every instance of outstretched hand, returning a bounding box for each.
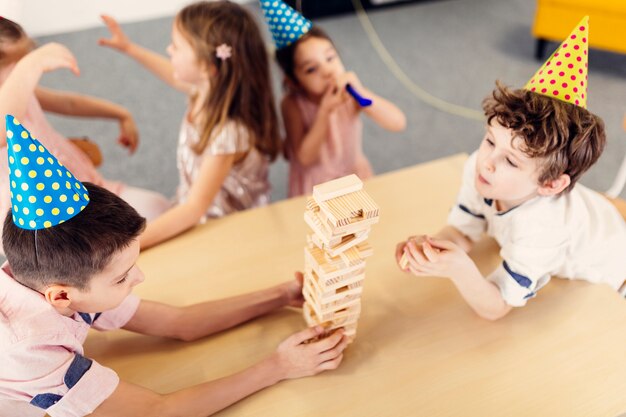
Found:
[272,326,348,380]
[99,15,131,52]
[26,43,80,76]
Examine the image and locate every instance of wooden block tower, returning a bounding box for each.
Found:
[302,174,380,342]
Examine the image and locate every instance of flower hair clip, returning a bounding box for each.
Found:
[216,43,232,61]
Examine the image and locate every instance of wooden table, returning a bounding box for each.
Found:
[85,154,626,417]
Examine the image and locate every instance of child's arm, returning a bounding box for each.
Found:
[340,72,406,132]
[402,237,512,320]
[99,15,193,94]
[90,326,346,417]
[139,153,236,250]
[281,87,345,167]
[0,43,79,146]
[123,273,305,341]
[35,87,139,153]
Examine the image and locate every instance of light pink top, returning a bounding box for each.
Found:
[285,93,373,197]
[0,262,140,417]
[0,64,122,248]
[176,118,270,220]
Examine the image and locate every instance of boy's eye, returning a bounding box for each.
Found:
[506,158,518,168]
[485,138,494,146]
[116,275,128,285]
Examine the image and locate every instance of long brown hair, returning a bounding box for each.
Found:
[483,81,605,193]
[177,1,280,160]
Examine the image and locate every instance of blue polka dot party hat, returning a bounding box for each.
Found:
[259,0,312,49]
[5,114,89,230]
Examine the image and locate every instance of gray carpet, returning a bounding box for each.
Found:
[33,0,626,202]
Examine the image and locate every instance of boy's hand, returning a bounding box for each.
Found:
[99,15,131,52]
[279,271,305,308]
[25,43,79,76]
[272,326,348,380]
[395,235,427,271]
[118,112,139,154]
[404,237,474,279]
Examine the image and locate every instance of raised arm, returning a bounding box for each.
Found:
[281,88,344,167]
[139,152,236,250]
[0,43,79,146]
[99,15,193,94]
[340,71,406,132]
[35,87,138,153]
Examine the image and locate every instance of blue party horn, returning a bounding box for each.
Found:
[345,83,373,107]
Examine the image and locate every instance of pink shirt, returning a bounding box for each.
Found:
[0,262,140,417]
[285,93,373,197]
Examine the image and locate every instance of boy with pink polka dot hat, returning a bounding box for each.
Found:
[0,118,348,416]
[396,16,626,320]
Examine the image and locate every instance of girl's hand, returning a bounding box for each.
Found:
[279,271,305,308]
[337,71,364,92]
[319,83,347,115]
[118,112,139,154]
[272,326,348,380]
[99,15,131,52]
[24,43,79,76]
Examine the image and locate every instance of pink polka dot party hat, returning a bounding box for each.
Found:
[524,16,589,108]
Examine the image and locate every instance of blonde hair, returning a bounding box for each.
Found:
[176,1,281,160]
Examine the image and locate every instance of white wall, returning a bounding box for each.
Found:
[0,0,252,37]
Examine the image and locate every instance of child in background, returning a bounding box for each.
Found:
[100,1,281,250]
[0,17,170,254]
[260,0,406,197]
[395,17,626,320]
[0,116,347,417]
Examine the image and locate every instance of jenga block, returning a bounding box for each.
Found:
[312,174,363,202]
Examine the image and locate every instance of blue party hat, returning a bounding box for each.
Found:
[259,0,312,49]
[6,115,89,230]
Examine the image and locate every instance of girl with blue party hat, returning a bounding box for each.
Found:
[261,0,407,197]
[100,1,282,250]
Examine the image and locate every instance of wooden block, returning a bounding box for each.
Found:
[313,174,363,202]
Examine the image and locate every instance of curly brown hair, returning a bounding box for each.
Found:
[482,81,605,193]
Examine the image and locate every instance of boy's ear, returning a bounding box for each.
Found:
[43,285,73,309]
[538,174,571,196]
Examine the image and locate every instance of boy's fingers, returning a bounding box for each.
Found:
[289,326,323,345]
[426,237,456,251]
[422,241,439,262]
[406,241,428,266]
[310,329,344,353]
[318,335,349,362]
[317,353,344,371]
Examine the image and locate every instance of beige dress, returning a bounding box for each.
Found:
[175,119,270,221]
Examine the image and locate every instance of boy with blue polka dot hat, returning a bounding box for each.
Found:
[6,114,90,230]
[0,117,347,416]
